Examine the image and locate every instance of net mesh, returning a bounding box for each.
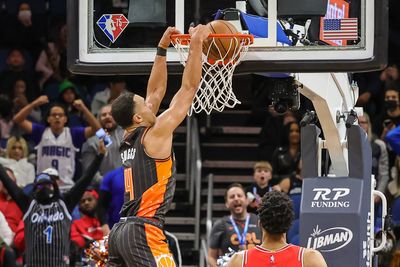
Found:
[172,35,252,115]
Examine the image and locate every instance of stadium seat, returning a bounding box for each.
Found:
[26,0,47,15]
[289,193,301,219]
[0,49,8,72]
[391,197,400,226]
[290,234,299,245]
[4,0,23,14]
[287,218,299,243]
[49,0,66,17]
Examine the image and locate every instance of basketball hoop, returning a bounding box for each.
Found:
[171,33,254,115]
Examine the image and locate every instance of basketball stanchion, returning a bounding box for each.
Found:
[171,31,253,115]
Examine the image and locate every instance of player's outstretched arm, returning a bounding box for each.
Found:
[146,27,181,115]
[304,249,328,267]
[145,25,210,158]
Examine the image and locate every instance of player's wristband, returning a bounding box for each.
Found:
[157,46,167,57]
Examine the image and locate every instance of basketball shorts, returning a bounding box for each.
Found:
[108,217,176,267]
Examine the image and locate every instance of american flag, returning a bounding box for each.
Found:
[322,18,358,40]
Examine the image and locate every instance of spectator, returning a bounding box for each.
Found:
[358,113,389,201]
[374,83,400,140]
[35,24,68,89]
[3,2,44,60]
[271,121,301,187]
[81,104,124,179]
[11,79,41,122]
[12,95,101,186]
[245,161,289,213]
[98,166,124,228]
[0,211,16,267]
[227,191,327,267]
[71,189,105,249]
[258,107,297,161]
[208,183,262,267]
[0,49,38,99]
[91,76,127,116]
[0,136,35,187]
[0,168,23,233]
[0,142,105,266]
[0,95,15,148]
[58,80,87,127]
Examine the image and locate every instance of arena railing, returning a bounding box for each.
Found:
[186,116,202,250]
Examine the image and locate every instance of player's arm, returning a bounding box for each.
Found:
[145,25,210,158]
[12,95,49,134]
[226,252,243,267]
[303,249,328,267]
[73,99,102,138]
[146,27,181,115]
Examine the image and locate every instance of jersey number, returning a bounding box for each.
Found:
[51,159,59,170]
[124,168,134,201]
[43,225,53,244]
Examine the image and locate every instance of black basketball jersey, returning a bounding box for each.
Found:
[23,199,72,267]
[119,127,176,223]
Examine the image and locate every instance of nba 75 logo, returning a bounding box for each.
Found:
[97,14,129,43]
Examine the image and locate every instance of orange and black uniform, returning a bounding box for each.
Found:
[108,127,176,267]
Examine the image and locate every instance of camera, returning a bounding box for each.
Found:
[269,77,300,114]
[95,128,112,147]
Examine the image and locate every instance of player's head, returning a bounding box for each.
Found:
[33,173,59,204]
[46,103,68,131]
[99,104,117,131]
[224,183,248,218]
[112,92,156,129]
[257,191,294,235]
[253,161,273,188]
[6,136,28,161]
[79,189,99,216]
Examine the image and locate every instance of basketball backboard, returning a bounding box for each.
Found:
[67,0,388,75]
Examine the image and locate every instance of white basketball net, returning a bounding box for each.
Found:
[172,35,252,115]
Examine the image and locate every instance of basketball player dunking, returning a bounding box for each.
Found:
[227,191,327,267]
[108,25,210,266]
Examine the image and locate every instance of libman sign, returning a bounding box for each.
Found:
[306,225,353,252]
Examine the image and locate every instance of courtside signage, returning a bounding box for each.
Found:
[306,225,353,252]
[311,188,350,208]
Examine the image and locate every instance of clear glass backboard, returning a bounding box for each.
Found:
[67,0,388,75]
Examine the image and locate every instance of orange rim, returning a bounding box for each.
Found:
[171,33,254,46]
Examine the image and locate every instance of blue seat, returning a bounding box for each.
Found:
[287,218,299,243]
[0,49,8,72]
[290,193,302,219]
[4,0,23,14]
[392,197,400,226]
[49,0,66,17]
[43,82,61,102]
[290,234,299,245]
[26,0,47,15]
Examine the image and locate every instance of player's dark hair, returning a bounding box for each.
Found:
[257,191,294,235]
[111,92,135,129]
[224,183,246,202]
